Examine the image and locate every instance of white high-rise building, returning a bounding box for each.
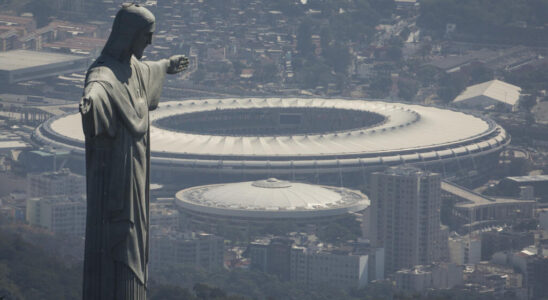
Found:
[394,263,463,292]
[27,169,85,198]
[448,234,481,265]
[369,166,444,274]
[290,247,384,289]
[149,229,224,271]
[540,210,548,231]
[150,199,180,229]
[248,237,384,289]
[26,195,86,236]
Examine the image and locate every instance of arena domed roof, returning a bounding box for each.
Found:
[175,178,369,219]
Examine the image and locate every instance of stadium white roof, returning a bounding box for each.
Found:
[175,178,369,218]
[47,98,493,157]
[0,50,87,71]
[34,98,510,175]
[453,80,521,106]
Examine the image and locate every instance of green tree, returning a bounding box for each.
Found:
[22,0,55,27]
[504,63,548,92]
[419,0,548,44]
[385,38,404,62]
[296,58,333,89]
[320,27,332,52]
[317,215,361,244]
[253,63,279,83]
[231,60,245,77]
[461,63,493,85]
[398,78,419,101]
[399,27,411,41]
[149,285,197,300]
[416,65,440,86]
[194,283,228,300]
[323,42,352,74]
[297,19,315,58]
[192,69,206,83]
[367,75,392,99]
[519,94,537,112]
[418,42,432,60]
[438,71,468,103]
[0,229,82,300]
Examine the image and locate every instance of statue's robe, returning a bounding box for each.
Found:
[80,54,166,300]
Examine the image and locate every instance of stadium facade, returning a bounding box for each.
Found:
[33,98,510,187]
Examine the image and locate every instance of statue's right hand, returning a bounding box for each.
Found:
[167,55,189,74]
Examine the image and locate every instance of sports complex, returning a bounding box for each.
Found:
[175,177,369,233]
[33,98,510,186]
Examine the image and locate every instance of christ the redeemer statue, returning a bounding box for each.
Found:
[79,3,188,299]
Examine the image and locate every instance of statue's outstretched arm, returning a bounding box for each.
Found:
[142,55,189,110]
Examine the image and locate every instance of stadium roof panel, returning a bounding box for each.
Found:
[34,98,510,176]
[0,50,87,71]
[47,98,494,157]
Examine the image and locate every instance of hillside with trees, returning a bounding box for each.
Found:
[0,228,82,300]
[419,0,548,45]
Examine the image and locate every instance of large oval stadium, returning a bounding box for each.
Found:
[33,98,509,186]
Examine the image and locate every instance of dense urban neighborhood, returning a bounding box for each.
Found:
[1,0,548,299]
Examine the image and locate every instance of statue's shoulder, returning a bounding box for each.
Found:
[85,55,121,84]
[83,57,117,101]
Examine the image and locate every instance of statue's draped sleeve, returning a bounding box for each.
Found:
[80,81,118,138]
[141,59,167,111]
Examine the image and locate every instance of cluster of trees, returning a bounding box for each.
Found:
[293,18,351,90]
[436,63,493,102]
[290,0,395,90]
[191,59,279,85]
[364,39,418,100]
[215,214,361,245]
[0,227,82,300]
[391,291,522,300]
[185,0,398,90]
[149,283,249,300]
[0,0,56,27]
[401,60,494,103]
[415,59,548,108]
[403,46,548,105]
[271,0,394,32]
[419,0,548,45]
[317,214,362,244]
[0,220,525,300]
[366,74,392,99]
[504,62,548,94]
[151,265,344,300]
[149,264,521,300]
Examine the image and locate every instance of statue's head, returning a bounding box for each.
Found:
[101,3,155,61]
